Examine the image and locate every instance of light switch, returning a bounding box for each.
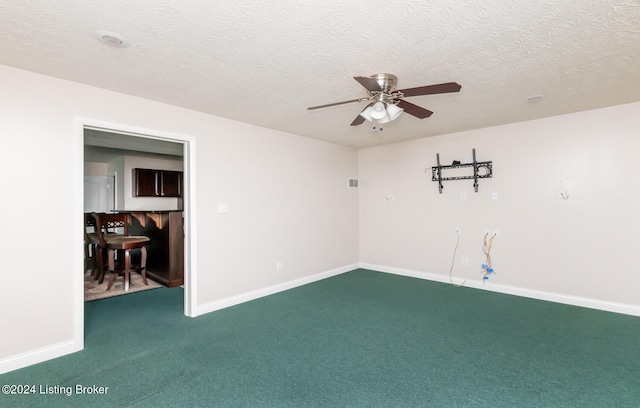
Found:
[217,202,229,213]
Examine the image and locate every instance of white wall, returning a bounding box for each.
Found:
[359,102,640,312]
[197,122,359,304]
[0,65,359,372]
[84,162,108,177]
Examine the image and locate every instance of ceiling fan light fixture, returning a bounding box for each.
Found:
[386,103,403,120]
[360,102,403,124]
[370,102,387,120]
[377,115,391,124]
[359,105,375,121]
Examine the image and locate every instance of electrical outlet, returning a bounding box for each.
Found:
[461,257,469,267]
[276,261,283,272]
[460,192,467,200]
[491,192,498,200]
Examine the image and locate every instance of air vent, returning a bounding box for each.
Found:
[348,178,359,188]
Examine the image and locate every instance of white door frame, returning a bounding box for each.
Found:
[74,117,198,348]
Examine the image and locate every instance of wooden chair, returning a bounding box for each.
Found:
[92,213,150,292]
[85,212,126,283]
[83,213,100,278]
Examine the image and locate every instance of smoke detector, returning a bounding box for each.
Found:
[94,31,130,48]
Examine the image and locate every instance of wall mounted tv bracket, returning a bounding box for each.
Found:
[431,148,492,193]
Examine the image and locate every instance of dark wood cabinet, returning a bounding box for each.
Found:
[134,169,159,196]
[129,211,184,287]
[160,170,182,197]
[133,168,182,197]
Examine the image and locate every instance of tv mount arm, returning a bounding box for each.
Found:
[431,148,492,193]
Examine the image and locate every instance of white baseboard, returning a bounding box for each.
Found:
[197,263,358,316]
[360,263,640,317]
[0,340,82,375]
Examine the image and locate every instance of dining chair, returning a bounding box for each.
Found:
[84,213,100,278]
[92,212,150,292]
[86,212,126,283]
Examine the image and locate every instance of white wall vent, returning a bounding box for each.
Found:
[348,178,359,188]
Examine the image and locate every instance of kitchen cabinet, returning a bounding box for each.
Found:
[133,168,182,197]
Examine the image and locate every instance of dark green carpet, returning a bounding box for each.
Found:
[2,269,639,407]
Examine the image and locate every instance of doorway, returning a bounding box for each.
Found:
[75,117,198,349]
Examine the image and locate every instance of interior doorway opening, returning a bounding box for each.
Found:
[75,117,198,350]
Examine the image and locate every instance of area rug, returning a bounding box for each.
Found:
[84,271,162,302]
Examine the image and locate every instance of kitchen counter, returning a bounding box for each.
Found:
[128,211,184,287]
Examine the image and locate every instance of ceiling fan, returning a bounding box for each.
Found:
[307,73,461,127]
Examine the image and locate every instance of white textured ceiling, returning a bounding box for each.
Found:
[1,1,639,148]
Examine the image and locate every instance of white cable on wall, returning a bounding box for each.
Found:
[449,231,466,287]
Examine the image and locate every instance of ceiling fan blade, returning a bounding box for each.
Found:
[396,82,461,98]
[396,99,433,119]
[350,104,371,126]
[353,76,382,92]
[350,114,366,126]
[307,98,364,110]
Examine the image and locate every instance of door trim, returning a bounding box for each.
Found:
[75,117,199,348]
